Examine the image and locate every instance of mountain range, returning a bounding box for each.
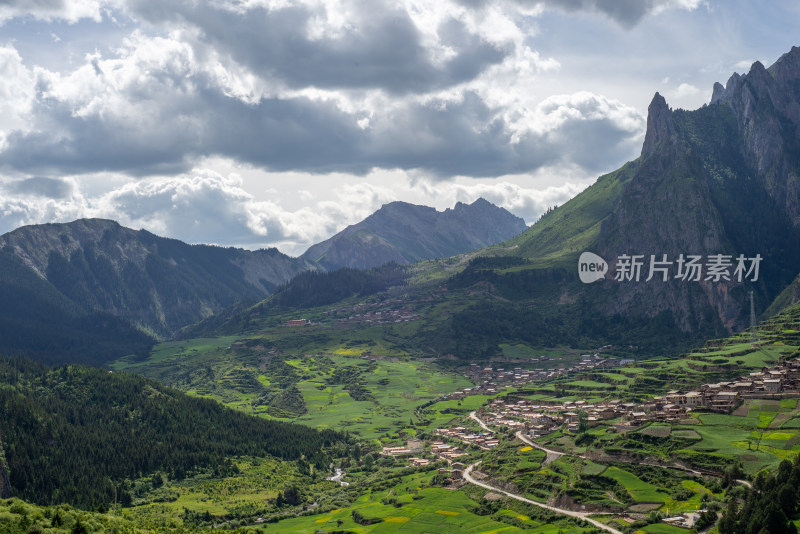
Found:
[0,199,527,363]
[208,46,800,359]
[5,48,800,365]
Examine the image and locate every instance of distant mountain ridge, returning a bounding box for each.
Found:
[301,198,528,270]
[0,218,316,342]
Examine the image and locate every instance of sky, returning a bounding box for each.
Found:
[0,1,798,256]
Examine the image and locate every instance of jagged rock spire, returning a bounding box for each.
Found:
[641,92,677,156]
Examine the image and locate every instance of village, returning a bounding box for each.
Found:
[476,357,800,438]
[445,353,636,399]
[378,437,476,483]
[318,299,420,325]
[374,356,800,491]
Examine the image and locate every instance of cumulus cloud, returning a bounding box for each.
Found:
[0,0,647,180]
[125,0,507,95]
[0,28,643,179]
[0,175,88,234]
[0,45,36,147]
[0,164,597,254]
[0,0,112,24]
[0,0,664,249]
[0,167,399,254]
[93,170,373,251]
[477,0,703,28]
[444,179,587,223]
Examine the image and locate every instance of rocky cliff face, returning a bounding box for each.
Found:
[302,198,527,271]
[0,219,316,337]
[591,48,800,333]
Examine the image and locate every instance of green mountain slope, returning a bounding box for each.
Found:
[131,46,800,367]
[500,160,637,266]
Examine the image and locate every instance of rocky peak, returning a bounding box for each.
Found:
[707,50,800,226]
[301,199,527,270]
[768,45,800,83]
[710,72,743,104]
[710,81,726,104]
[641,92,677,157]
[452,197,494,214]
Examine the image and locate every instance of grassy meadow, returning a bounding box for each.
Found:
[113,330,473,438]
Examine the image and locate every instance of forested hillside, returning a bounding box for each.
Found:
[0,356,348,510]
[0,247,154,365]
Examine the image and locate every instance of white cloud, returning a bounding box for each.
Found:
[0,46,36,148]
[733,59,755,72]
[0,161,599,255]
[0,0,113,24]
[0,175,89,233]
[441,179,588,223]
[0,21,645,180]
[672,83,700,100]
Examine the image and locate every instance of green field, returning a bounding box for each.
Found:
[291,356,472,435]
[260,470,595,533]
[114,335,472,437]
[600,467,671,504]
[98,298,800,532]
[263,487,517,533]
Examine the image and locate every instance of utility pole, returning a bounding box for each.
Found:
[750,290,758,346]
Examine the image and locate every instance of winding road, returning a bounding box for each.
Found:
[326,468,349,486]
[467,412,621,533]
[465,411,749,532]
[515,430,564,466]
[463,461,623,534]
[468,411,493,433]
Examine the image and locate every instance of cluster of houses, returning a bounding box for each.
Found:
[476,358,800,436]
[447,356,636,400]
[479,398,612,436]
[480,396,712,437]
[336,307,419,325]
[652,358,800,415]
[379,438,425,458]
[437,462,466,483]
[430,441,469,461]
[379,438,468,463]
[663,511,706,529]
[435,426,499,450]
[320,299,419,325]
